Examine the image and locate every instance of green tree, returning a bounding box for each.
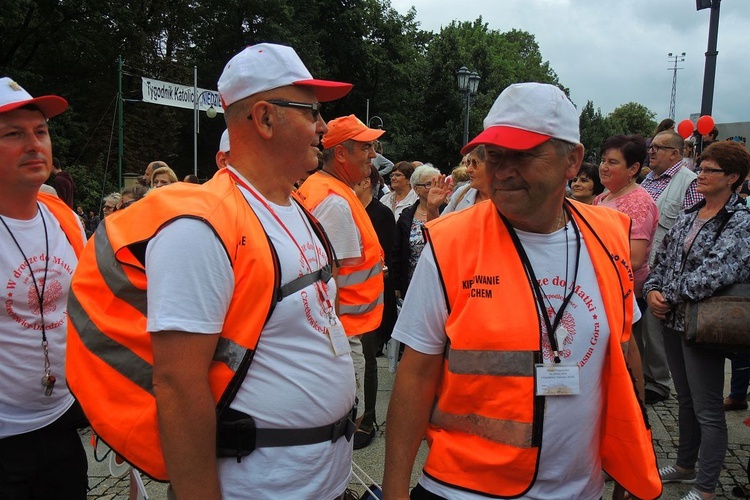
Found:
[606,102,657,137]
[579,101,615,162]
[415,19,562,170]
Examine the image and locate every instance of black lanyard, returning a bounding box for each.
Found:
[500,204,581,363]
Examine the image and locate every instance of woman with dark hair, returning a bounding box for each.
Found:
[595,135,658,301]
[594,135,658,408]
[643,141,750,500]
[568,162,604,204]
[380,161,417,220]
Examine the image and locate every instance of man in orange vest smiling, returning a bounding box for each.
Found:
[298,115,386,449]
[383,83,661,500]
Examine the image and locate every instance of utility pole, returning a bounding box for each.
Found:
[698,0,722,116]
[667,52,685,121]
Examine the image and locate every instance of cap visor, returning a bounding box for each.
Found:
[294,79,353,102]
[461,126,550,155]
[352,128,385,142]
[0,95,68,119]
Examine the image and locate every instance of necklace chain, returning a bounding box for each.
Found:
[0,204,54,394]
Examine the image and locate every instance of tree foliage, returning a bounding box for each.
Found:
[1,0,656,204]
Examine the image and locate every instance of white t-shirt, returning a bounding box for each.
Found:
[0,204,83,437]
[146,167,355,499]
[393,222,640,500]
[312,193,362,260]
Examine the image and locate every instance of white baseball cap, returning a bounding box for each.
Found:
[219,129,230,153]
[462,82,579,154]
[218,43,352,108]
[0,77,68,118]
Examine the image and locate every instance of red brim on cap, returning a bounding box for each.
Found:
[0,95,68,119]
[294,79,353,102]
[461,126,550,155]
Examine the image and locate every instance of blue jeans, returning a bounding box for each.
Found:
[729,351,750,401]
[663,328,727,494]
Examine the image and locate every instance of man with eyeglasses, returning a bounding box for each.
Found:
[67,43,359,499]
[298,115,386,450]
[639,130,702,406]
[383,82,661,500]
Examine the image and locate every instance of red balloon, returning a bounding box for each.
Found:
[677,119,694,139]
[696,115,715,135]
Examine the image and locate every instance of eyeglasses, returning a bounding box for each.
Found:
[649,144,677,153]
[390,173,405,178]
[414,183,433,188]
[102,205,116,212]
[247,99,322,121]
[696,166,725,175]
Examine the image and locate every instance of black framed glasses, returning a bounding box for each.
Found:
[248,99,322,121]
[695,166,725,175]
[414,182,433,188]
[649,143,677,153]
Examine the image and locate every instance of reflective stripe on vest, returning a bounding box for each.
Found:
[338,291,384,316]
[430,406,533,448]
[93,225,147,316]
[67,227,250,393]
[446,347,535,377]
[337,261,383,287]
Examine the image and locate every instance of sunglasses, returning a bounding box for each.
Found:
[248,99,322,121]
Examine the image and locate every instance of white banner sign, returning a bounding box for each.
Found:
[141,77,224,113]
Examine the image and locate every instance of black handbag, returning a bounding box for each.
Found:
[683,284,750,350]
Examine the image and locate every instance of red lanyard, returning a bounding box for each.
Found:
[227,170,334,315]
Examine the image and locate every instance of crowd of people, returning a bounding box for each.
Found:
[2,42,750,500]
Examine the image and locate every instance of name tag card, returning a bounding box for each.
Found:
[327,321,351,357]
[535,364,581,396]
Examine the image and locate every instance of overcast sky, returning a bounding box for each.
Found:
[390,0,749,126]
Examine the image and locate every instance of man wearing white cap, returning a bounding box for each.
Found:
[66,44,356,499]
[383,83,661,499]
[0,77,88,497]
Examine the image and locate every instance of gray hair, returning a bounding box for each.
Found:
[103,192,121,206]
[410,164,441,186]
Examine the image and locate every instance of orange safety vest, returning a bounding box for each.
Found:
[66,169,330,481]
[422,200,662,499]
[298,171,384,335]
[38,191,85,257]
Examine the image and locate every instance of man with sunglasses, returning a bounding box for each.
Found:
[298,115,386,450]
[638,130,702,406]
[67,44,359,499]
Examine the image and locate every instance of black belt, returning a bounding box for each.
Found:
[217,406,357,462]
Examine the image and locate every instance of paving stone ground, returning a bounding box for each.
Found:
[83,357,750,499]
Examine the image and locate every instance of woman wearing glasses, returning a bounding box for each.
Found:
[392,164,448,299]
[442,145,491,214]
[643,141,750,500]
[101,192,121,218]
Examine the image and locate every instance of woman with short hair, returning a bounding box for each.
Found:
[644,140,750,500]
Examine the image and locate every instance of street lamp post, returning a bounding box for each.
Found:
[456,66,481,147]
[193,66,218,177]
